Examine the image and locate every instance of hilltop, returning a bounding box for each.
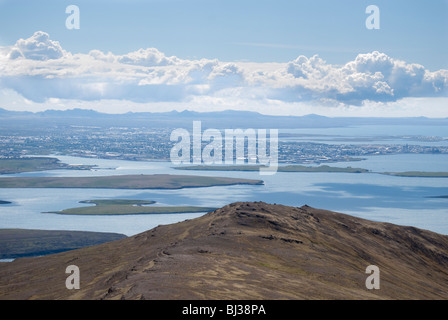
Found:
[0,202,447,299]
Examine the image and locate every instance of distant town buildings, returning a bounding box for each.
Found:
[0,126,447,164]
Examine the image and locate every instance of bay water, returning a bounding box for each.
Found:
[0,124,447,236]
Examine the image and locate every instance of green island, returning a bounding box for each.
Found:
[0,228,127,259]
[382,171,448,178]
[0,174,263,189]
[80,199,156,206]
[0,200,11,204]
[174,164,369,173]
[174,165,448,178]
[0,157,95,174]
[47,199,217,215]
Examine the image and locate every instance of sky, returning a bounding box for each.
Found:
[0,0,447,117]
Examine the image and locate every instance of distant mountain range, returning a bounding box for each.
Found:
[1,107,447,129]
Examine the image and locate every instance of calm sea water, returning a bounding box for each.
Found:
[0,125,447,236]
[0,153,447,236]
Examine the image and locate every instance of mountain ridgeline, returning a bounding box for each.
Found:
[1,108,447,129]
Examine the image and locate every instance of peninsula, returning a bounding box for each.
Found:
[0,157,94,174]
[0,229,126,259]
[0,174,263,189]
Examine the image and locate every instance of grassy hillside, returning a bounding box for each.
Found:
[1,202,447,299]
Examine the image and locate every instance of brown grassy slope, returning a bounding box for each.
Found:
[0,202,447,300]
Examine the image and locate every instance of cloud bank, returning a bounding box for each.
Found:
[0,31,447,115]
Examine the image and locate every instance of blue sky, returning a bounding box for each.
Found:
[1,0,446,69]
[0,0,447,116]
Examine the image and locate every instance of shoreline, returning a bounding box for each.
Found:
[0,228,127,260]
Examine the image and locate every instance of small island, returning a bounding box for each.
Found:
[174,164,369,173]
[0,157,95,174]
[47,199,218,215]
[382,171,448,178]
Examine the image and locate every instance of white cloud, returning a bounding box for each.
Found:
[7,31,66,61]
[282,51,448,104]
[117,48,180,67]
[0,31,447,116]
